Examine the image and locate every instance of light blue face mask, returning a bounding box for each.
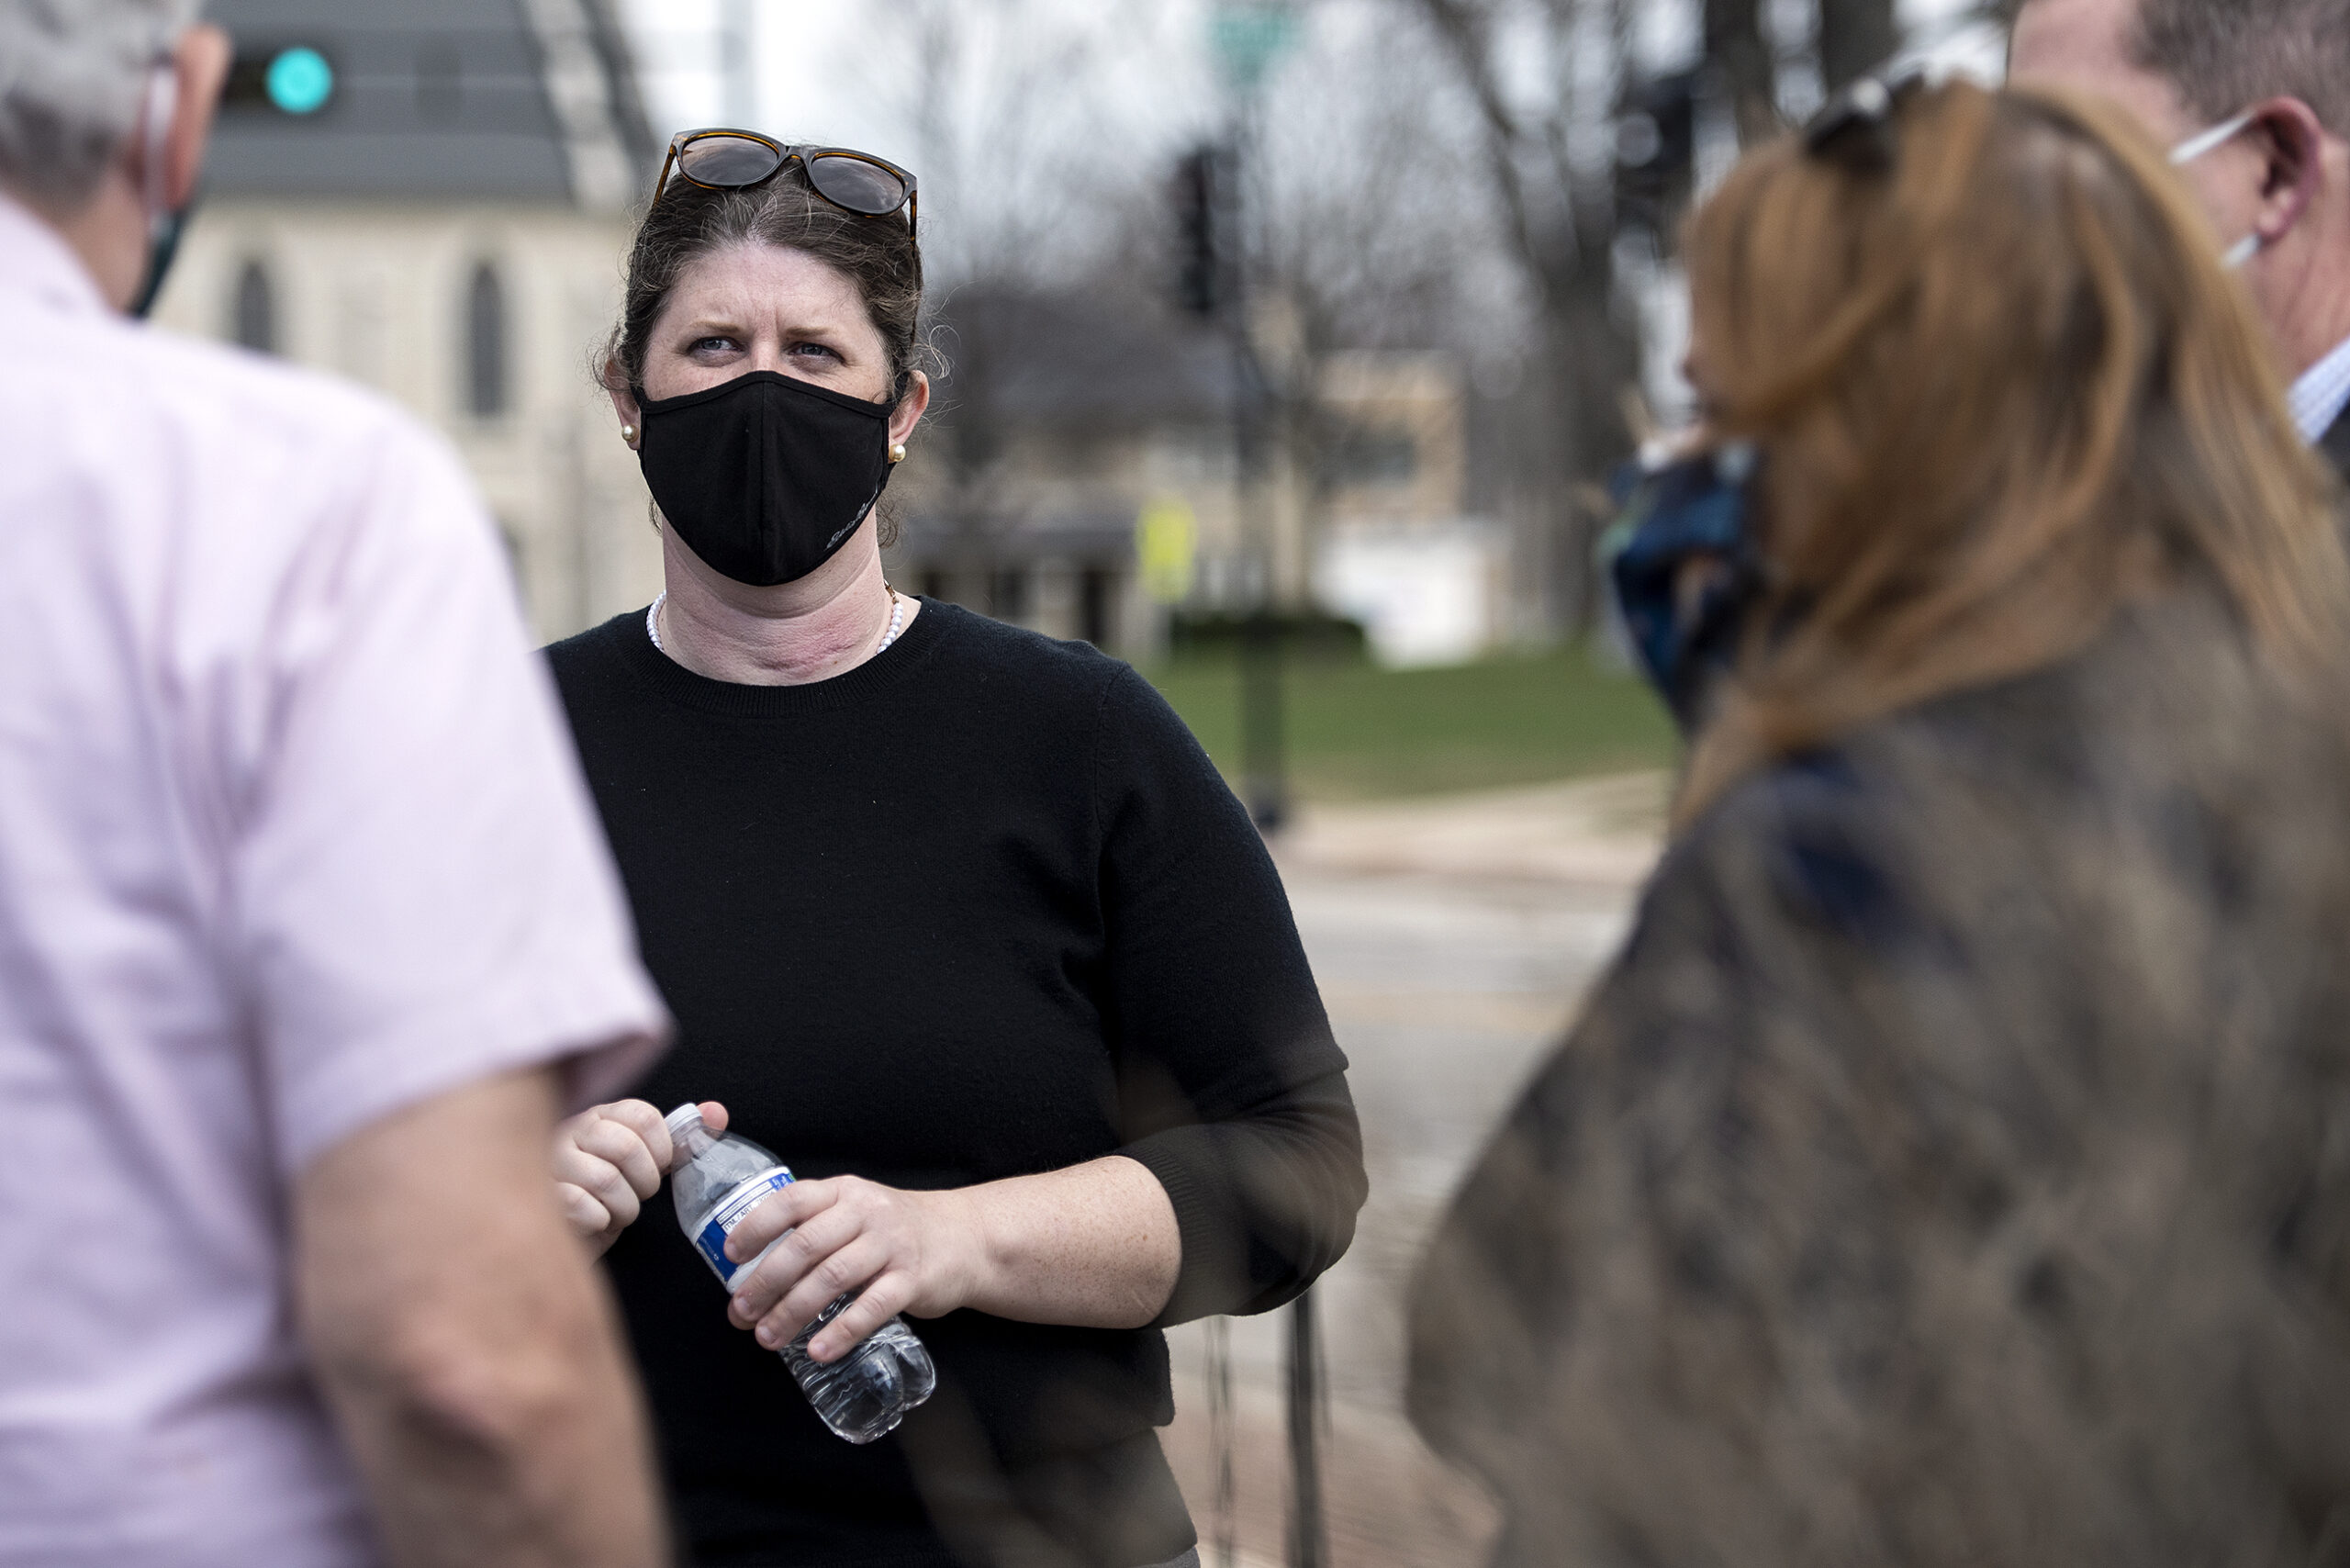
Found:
[2168,110,2265,269]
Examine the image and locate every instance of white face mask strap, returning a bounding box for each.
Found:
[2169,109,2255,166]
[2166,110,2268,269]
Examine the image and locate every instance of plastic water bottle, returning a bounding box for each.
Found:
[664,1104,936,1443]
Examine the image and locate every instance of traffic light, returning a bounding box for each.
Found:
[1173,144,1227,319]
[224,44,338,117]
[1615,70,1697,238]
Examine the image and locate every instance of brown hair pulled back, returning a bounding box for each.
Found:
[601,160,924,402]
[1677,79,2350,823]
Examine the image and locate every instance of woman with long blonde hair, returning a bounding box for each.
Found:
[1410,78,2350,1564]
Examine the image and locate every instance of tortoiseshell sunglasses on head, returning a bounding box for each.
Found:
[652,129,918,241]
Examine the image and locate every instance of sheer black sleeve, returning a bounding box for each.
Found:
[1088,665,1366,1326]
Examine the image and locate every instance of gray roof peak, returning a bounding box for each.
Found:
[202,0,657,208]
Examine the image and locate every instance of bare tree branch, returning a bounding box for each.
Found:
[1705,0,1780,143]
[1415,0,1554,298]
[1396,0,1640,635]
[1818,0,1899,92]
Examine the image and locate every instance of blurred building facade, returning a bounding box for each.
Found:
[885,286,1260,663]
[891,290,1501,665]
[144,5,1503,666]
[151,0,663,643]
[1313,350,1510,667]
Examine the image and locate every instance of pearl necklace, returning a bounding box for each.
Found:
[648,589,907,659]
[876,589,909,653]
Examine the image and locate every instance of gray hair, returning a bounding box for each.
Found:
[0,0,198,208]
[2133,0,2350,139]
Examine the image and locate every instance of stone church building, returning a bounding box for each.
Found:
[151,0,663,642]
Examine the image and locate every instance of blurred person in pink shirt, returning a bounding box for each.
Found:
[0,4,674,1567]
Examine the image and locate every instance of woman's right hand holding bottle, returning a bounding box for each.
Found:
[552,1098,729,1255]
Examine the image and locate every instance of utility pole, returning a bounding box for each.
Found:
[1171,17,1319,1560]
[1171,144,1283,827]
[1171,150,1270,1568]
[1222,164,1286,835]
[1207,2,1298,835]
[1285,1288,1327,1568]
[1203,17,1319,1562]
[719,0,755,127]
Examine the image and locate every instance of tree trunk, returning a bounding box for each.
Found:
[1536,260,1640,633]
[1817,0,1899,93]
[1704,0,1779,145]
[1406,0,1643,637]
[1519,174,1638,634]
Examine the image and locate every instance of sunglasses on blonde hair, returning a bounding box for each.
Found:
[1802,68,1930,171]
[652,129,919,241]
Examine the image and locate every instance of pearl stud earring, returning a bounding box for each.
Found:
[889,442,908,465]
[621,423,639,447]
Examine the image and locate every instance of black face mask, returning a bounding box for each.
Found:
[632,370,896,587]
[128,201,192,319]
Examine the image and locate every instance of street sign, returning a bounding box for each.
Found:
[1136,496,1198,604]
[1210,3,1301,95]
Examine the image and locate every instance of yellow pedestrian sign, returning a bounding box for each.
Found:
[1137,496,1197,605]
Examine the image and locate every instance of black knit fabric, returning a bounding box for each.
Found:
[544,600,1364,1568]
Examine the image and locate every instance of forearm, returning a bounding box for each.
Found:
[948,1155,1181,1329]
[725,1149,1183,1355]
[297,1068,668,1568]
[315,1315,661,1568]
[1118,1074,1367,1324]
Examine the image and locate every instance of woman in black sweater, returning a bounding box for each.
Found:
[540,132,1364,1568]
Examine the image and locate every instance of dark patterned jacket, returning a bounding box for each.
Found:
[1408,589,2350,1566]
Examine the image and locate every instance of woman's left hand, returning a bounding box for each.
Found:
[721,1176,982,1362]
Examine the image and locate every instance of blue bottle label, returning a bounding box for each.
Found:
[692,1166,793,1288]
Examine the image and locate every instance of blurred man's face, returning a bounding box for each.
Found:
[2009,0,2267,253]
[2010,0,2196,141]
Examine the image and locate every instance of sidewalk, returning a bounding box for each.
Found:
[1271,772,1669,886]
[1161,1361,1499,1568]
[1158,773,1671,1567]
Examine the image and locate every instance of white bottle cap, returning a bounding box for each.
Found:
[663,1103,703,1143]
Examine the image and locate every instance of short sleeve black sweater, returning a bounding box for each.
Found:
[544,600,1365,1568]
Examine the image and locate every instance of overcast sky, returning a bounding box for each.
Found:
[620,0,897,148]
[613,0,1219,156]
[614,0,2002,151]
[606,0,2003,307]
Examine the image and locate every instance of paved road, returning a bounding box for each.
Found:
[1159,777,1668,1568]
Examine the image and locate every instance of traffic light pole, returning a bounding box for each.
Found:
[1229,319,1288,833]
[1179,11,1319,1548]
[1184,131,1290,835]
[1284,1284,1329,1568]
[718,0,755,126]
[1215,86,1313,1568]
[1217,115,1315,1568]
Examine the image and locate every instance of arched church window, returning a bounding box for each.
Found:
[465,262,508,418]
[231,259,274,353]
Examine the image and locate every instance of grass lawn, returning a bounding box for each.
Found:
[1143,645,1680,802]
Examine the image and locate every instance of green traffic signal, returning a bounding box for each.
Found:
[265,47,333,116]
